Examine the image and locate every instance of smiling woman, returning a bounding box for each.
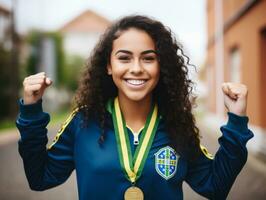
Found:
[107,28,160,134]
[107,28,160,107]
[16,15,253,200]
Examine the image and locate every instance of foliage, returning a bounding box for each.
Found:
[24,31,40,75]
[24,30,84,91]
[0,45,12,120]
[0,107,69,131]
[63,55,84,91]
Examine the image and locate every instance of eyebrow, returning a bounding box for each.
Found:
[115,50,157,55]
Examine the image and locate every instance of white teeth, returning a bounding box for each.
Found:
[126,79,146,85]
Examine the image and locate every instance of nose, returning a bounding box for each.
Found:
[129,59,144,74]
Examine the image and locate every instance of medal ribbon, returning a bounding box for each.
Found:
[112,97,160,183]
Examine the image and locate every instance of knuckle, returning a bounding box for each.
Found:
[23,76,30,82]
[23,79,27,86]
[35,84,41,89]
[40,78,45,85]
[24,85,30,92]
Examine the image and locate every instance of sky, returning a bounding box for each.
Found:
[0,0,207,66]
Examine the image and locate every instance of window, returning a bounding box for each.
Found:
[229,47,241,83]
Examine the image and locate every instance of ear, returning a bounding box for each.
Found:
[107,64,112,75]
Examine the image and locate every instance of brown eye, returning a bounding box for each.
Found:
[143,56,156,62]
[118,56,130,62]
[118,55,130,60]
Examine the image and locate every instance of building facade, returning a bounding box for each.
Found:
[206,0,266,154]
[60,10,111,58]
[0,4,11,50]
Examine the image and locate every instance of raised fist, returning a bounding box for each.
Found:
[222,82,248,116]
[23,72,52,105]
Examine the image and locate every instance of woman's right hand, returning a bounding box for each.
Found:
[23,72,52,105]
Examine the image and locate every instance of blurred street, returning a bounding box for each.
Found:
[0,120,265,200]
[0,125,78,200]
[0,0,266,199]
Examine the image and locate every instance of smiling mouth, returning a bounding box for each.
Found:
[125,79,147,86]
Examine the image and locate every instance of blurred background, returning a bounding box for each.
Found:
[0,0,265,199]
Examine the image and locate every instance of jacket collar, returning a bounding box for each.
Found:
[105,97,164,131]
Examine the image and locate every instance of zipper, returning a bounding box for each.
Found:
[132,131,140,145]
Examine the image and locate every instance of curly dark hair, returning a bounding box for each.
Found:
[74,15,201,159]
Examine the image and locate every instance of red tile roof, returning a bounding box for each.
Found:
[0,4,11,16]
[60,9,111,33]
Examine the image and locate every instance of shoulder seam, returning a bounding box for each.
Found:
[47,107,80,150]
[200,144,214,160]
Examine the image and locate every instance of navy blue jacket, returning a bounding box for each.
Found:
[16,99,254,200]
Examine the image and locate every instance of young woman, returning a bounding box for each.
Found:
[16,15,253,200]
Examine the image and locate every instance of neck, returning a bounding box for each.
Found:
[118,95,152,133]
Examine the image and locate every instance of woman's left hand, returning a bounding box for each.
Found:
[222,82,248,116]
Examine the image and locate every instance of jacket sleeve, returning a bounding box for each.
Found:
[16,99,77,191]
[185,112,254,200]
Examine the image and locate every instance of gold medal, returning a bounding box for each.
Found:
[124,186,144,200]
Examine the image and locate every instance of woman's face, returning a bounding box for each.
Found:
[107,28,160,103]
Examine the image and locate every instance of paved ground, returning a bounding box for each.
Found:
[0,120,265,200]
[0,124,78,200]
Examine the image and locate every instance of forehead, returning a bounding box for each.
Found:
[112,28,155,53]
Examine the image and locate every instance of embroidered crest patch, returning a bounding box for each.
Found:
[154,146,179,180]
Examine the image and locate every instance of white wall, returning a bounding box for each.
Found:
[63,32,101,58]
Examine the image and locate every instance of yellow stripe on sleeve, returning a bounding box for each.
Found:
[48,107,80,150]
[200,144,214,160]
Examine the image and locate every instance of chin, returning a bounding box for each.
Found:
[123,92,151,102]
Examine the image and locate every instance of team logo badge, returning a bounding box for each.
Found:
[154,146,179,180]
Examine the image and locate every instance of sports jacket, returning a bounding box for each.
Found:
[16,99,254,200]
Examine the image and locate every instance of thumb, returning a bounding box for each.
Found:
[38,77,52,94]
[45,77,53,86]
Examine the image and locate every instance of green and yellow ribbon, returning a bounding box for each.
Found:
[112,97,160,183]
